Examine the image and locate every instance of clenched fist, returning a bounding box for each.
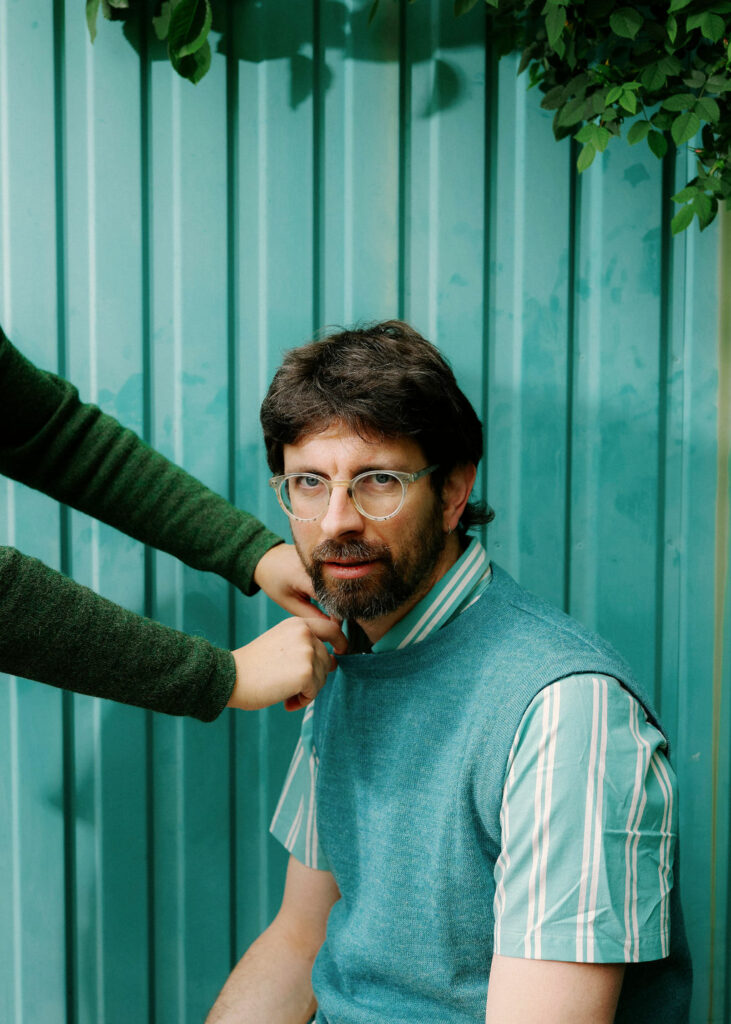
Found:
[228,616,347,712]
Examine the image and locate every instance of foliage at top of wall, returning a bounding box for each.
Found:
[86,0,213,84]
[86,0,731,234]
[459,0,731,234]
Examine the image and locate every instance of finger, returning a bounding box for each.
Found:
[285,592,330,620]
[304,616,348,654]
[284,693,308,712]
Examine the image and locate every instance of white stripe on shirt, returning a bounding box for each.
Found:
[650,751,673,957]
[576,678,602,962]
[587,678,609,962]
[396,541,487,648]
[270,737,305,831]
[624,697,651,962]
[286,795,305,850]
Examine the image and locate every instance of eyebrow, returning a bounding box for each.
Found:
[286,463,402,479]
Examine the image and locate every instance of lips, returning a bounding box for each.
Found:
[321,559,378,579]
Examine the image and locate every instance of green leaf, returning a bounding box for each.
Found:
[606,85,624,104]
[170,39,211,84]
[589,89,609,116]
[575,123,611,151]
[684,69,707,89]
[545,4,567,49]
[593,125,611,151]
[153,0,171,40]
[556,95,587,127]
[651,110,674,131]
[610,7,644,39]
[672,186,699,203]
[455,0,480,14]
[662,93,697,111]
[86,0,100,41]
[574,123,596,144]
[540,85,566,111]
[627,119,652,145]
[668,0,692,11]
[648,130,668,158]
[658,55,683,76]
[671,110,701,145]
[693,192,713,228]
[641,64,667,91]
[577,141,597,172]
[695,96,721,122]
[666,13,678,44]
[619,90,638,114]
[706,75,731,93]
[168,0,212,60]
[687,12,726,42]
[671,204,694,234]
[368,0,381,24]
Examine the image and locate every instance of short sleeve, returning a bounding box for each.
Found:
[269,703,330,870]
[493,674,677,964]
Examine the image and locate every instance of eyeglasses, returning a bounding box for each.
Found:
[270,465,439,522]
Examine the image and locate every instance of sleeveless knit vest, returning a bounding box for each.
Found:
[311,564,691,1023]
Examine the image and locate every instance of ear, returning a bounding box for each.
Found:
[441,463,477,533]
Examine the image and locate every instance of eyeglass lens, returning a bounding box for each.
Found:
[282,472,405,519]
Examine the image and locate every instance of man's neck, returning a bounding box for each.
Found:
[356,532,465,646]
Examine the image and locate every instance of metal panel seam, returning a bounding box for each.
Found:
[709,203,731,1023]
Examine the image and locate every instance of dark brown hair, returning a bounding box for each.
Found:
[260,320,493,531]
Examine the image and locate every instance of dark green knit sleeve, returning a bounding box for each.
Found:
[0,328,282,595]
[0,546,234,720]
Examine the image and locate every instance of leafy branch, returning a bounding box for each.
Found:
[86,0,213,85]
[456,0,731,233]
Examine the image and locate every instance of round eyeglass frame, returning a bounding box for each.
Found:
[269,465,440,522]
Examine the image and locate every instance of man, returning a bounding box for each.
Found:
[208,321,691,1023]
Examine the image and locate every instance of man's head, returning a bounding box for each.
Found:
[260,321,492,632]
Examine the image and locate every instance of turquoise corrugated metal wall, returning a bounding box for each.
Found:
[0,2,728,1021]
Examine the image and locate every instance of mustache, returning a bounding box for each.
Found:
[311,539,392,563]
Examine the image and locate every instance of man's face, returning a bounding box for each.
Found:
[283,423,449,628]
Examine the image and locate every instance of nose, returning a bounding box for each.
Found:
[319,483,365,538]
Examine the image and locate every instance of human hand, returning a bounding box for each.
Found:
[228,616,347,712]
[253,543,326,619]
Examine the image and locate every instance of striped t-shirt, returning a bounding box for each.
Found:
[270,538,676,964]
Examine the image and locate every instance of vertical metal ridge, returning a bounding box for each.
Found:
[426,1,439,340]
[9,677,21,1023]
[225,0,240,971]
[397,0,410,320]
[138,6,157,1020]
[482,25,498,531]
[563,140,579,615]
[313,0,323,331]
[53,4,78,1022]
[654,152,675,715]
[256,61,269,396]
[709,201,731,1024]
[171,77,184,475]
[343,16,354,324]
[0,0,11,326]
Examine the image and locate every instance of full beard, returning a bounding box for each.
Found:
[296,505,446,621]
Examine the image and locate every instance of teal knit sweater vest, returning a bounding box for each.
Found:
[311,564,691,1023]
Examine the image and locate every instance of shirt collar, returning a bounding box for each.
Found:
[370,536,492,654]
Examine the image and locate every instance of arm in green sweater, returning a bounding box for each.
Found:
[0,546,234,720]
[0,328,281,594]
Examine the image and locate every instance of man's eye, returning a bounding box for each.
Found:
[372,472,397,485]
[298,475,322,490]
